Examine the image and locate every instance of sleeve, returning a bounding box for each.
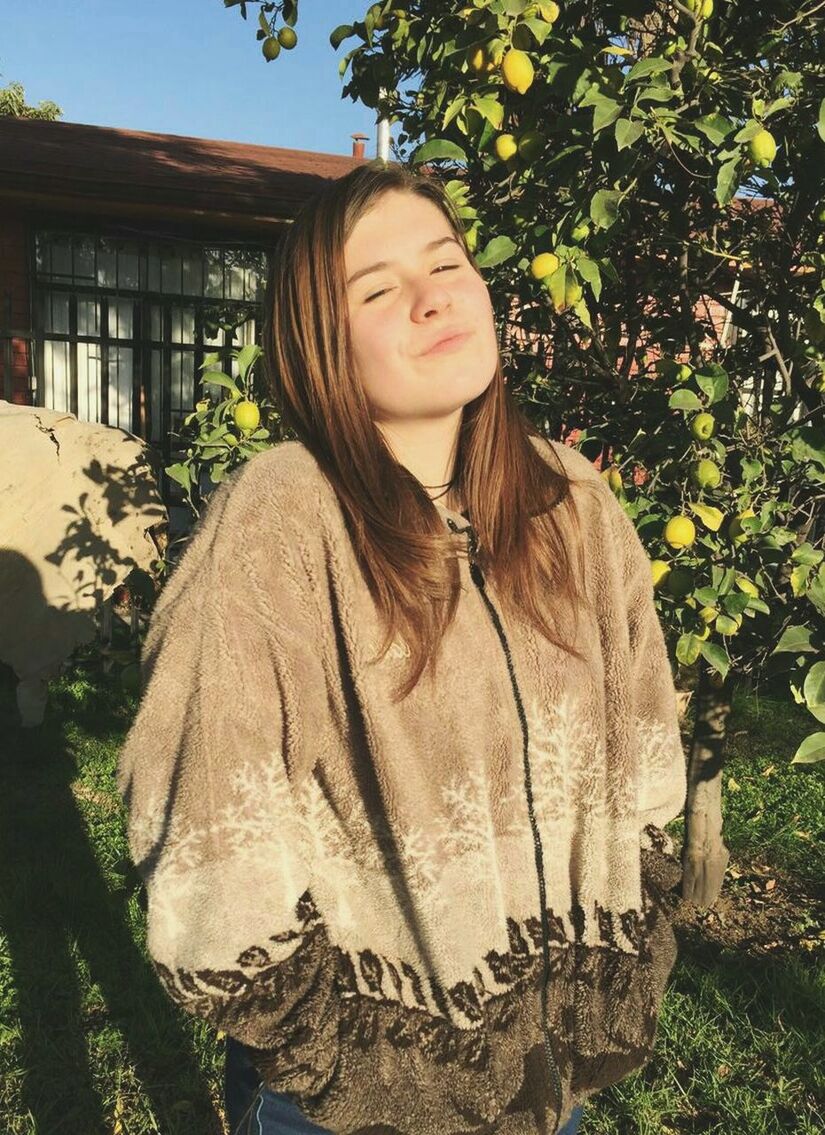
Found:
[115,463,341,1098]
[605,488,688,862]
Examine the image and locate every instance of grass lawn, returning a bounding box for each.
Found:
[0,658,823,1134]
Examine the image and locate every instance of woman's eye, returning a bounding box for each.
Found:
[365,288,390,303]
[364,263,461,303]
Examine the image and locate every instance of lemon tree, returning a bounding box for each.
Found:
[165,343,277,513]
[227,0,825,904]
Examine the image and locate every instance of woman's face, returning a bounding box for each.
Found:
[344,190,499,426]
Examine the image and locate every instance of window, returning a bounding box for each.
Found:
[33,230,269,462]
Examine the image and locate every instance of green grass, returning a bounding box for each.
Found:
[0,662,823,1134]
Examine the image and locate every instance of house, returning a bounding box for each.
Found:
[0,116,372,501]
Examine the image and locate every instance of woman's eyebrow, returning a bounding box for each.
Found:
[346,235,460,288]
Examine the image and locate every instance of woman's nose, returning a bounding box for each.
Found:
[410,280,452,320]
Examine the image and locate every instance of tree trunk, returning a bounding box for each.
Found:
[681,656,732,906]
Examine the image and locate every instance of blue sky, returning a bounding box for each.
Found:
[2,0,398,157]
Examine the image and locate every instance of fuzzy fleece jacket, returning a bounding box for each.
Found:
[116,434,688,1135]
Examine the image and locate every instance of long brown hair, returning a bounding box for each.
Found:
[263,160,598,702]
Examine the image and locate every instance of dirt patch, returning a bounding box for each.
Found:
[669,846,825,961]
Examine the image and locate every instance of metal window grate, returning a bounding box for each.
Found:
[29,229,269,495]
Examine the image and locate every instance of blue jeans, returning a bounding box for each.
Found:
[224,1036,585,1134]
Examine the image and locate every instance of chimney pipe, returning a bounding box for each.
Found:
[351,133,369,159]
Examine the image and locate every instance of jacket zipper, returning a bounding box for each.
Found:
[447,518,564,1133]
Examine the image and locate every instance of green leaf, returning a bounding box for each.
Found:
[442,94,466,131]
[615,117,644,150]
[591,95,623,133]
[473,94,504,130]
[200,371,240,398]
[740,457,763,483]
[410,138,467,164]
[575,256,602,301]
[235,344,261,384]
[677,632,703,667]
[807,564,825,616]
[635,84,679,103]
[694,364,729,404]
[763,96,795,119]
[590,189,621,230]
[625,56,672,82]
[546,264,567,312]
[693,113,734,145]
[818,98,825,143]
[771,625,815,654]
[715,614,740,636]
[689,502,725,531]
[791,543,825,568]
[668,389,703,411]
[573,297,592,329]
[802,660,825,715]
[522,17,554,46]
[699,640,728,678]
[733,118,762,143]
[330,24,355,49]
[339,49,357,78]
[791,731,825,765]
[165,462,193,493]
[789,424,825,469]
[715,157,740,206]
[475,235,517,268]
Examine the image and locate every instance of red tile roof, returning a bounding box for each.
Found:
[0,117,379,232]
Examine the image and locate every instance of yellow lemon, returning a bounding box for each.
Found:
[468,45,489,73]
[262,36,281,60]
[538,1,561,22]
[691,458,722,490]
[690,411,716,440]
[530,251,560,280]
[664,515,696,549]
[748,128,777,167]
[233,400,261,433]
[651,560,671,590]
[277,26,297,49]
[494,133,519,161]
[501,49,535,94]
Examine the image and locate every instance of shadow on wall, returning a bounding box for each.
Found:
[0,400,166,726]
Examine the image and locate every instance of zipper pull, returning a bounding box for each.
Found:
[465,526,484,584]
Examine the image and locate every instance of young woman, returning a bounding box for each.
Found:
[117,161,687,1135]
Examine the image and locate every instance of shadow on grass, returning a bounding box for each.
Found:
[653,926,825,1133]
[0,662,223,1135]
